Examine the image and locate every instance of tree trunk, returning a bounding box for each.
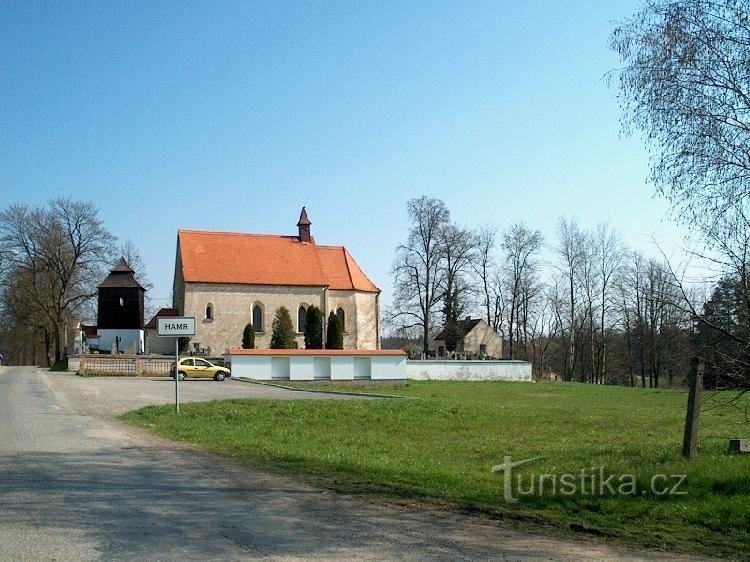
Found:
[53,323,62,365]
[568,278,575,382]
[43,329,52,367]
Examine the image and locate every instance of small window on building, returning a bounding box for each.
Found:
[205,304,213,321]
[479,344,487,355]
[298,306,307,333]
[252,304,263,332]
[336,307,345,332]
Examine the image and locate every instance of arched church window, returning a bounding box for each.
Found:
[298,306,307,333]
[336,307,345,332]
[252,304,263,332]
[205,304,213,321]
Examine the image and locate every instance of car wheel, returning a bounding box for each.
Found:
[177,371,187,381]
[214,372,226,382]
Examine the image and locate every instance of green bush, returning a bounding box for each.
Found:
[271,307,297,349]
[242,323,255,349]
[325,311,343,349]
[304,306,323,349]
[49,358,68,371]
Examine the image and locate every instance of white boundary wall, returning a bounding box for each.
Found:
[407,360,532,381]
[225,350,406,381]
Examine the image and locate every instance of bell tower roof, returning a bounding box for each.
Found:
[297,207,312,242]
[111,257,134,273]
[297,206,311,226]
[99,257,145,290]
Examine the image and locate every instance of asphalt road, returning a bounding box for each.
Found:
[0,367,698,561]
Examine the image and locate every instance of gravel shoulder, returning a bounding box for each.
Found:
[45,372,372,418]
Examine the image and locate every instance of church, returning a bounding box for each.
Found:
[171,208,381,354]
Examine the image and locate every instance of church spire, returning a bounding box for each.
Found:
[297,207,311,243]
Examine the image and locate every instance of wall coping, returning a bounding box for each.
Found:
[227,349,406,357]
[407,359,531,365]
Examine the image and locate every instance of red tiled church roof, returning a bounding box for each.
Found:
[177,230,379,293]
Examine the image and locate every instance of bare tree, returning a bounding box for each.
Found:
[501,223,543,359]
[595,223,625,383]
[117,239,153,291]
[0,198,115,364]
[577,229,598,383]
[390,197,450,354]
[117,239,157,320]
[472,225,498,329]
[439,224,478,352]
[554,217,586,381]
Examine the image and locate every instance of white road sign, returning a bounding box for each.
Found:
[157,317,196,337]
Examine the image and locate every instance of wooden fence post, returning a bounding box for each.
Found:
[682,357,703,459]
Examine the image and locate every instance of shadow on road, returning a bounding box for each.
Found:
[0,447,551,560]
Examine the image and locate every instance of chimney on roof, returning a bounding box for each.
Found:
[297,207,312,243]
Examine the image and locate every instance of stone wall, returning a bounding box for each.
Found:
[327,289,379,349]
[407,360,531,381]
[354,291,379,349]
[180,283,379,353]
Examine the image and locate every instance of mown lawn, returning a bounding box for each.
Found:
[121,381,750,558]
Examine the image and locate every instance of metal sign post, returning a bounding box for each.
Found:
[157,317,196,413]
[174,337,180,412]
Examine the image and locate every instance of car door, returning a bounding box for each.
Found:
[180,358,195,376]
[193,358,214,378]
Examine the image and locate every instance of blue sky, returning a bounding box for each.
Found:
[0,1,687,310]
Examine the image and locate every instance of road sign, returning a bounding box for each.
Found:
[157,317,196,337]
[156,316,196,414]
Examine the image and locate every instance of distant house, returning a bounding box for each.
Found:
[144,308,179,355]
[430,318,502,359]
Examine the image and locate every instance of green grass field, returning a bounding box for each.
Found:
[121,381,750,558]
